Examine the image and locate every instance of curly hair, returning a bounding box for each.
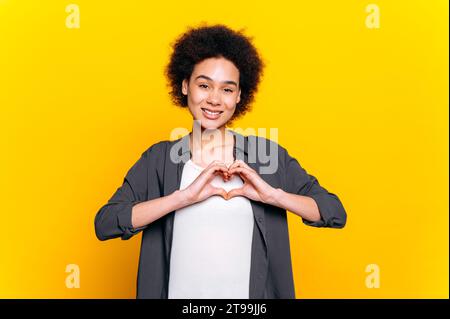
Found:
[165,23,265,121]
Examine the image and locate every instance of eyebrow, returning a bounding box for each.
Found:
[194,75,238,87]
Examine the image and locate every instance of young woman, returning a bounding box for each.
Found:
[95,24,347,299]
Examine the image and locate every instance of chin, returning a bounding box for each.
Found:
[200,121,224,130]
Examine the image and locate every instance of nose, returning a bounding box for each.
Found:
[206,89,221,106]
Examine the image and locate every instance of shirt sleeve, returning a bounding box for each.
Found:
[282,147,347,228]
[94,144,161,241]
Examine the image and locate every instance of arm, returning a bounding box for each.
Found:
[225,146,346,228]
[131,189,191,229]
[265,188,322,222]
[226,160,321,222]
[94,145,161,241]
[95,148,230,240]
[280,147,347,228]
[132,160,233,228]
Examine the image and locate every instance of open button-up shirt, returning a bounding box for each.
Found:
[94,130,347,299]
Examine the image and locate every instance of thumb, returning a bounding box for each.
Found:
[226,187,244,200]
[211,186,228,199]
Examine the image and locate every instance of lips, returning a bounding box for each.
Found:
[201,108,223,120]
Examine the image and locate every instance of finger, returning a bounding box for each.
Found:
[203,160,227,173]
[229,159,253,172]
[239,172,249,183]
[212,170,229,182]
[204,163,229,179]
[215,170,230,182]
[226,168,248,183]
[211,186,228,199]
[206,159,227,169]
[228,167,254,179]
[209,162,229,173]
[227,161,238,171]
[195,167,228,187]
[226,187,244,200]
[228,159,243,171]
[230,167,260,187]
[213,167,229,182]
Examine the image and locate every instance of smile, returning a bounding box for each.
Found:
[201,108,223,119]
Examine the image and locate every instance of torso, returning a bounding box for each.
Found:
[168,159,254,298]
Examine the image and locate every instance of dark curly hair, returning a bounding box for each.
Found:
[165,23,265,121]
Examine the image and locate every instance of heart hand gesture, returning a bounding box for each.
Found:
[225,160,276,204]
[183,160,230,204]
[183,159,277,205]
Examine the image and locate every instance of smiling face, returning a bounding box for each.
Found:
[182,57,241,130]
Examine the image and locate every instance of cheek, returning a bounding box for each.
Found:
[189,88,208,104]
[224,96,238,111]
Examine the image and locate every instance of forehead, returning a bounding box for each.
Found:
[191,57,240,82]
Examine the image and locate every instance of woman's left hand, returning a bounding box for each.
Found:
[225,160,278,204]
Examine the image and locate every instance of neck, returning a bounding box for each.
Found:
[189,122,234,163]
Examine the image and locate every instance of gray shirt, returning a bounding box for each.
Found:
[94,130,347,298]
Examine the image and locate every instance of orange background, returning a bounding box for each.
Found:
[0,0,448,298]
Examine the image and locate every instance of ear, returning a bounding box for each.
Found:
[182,79,188,95]
[236,88,241,104]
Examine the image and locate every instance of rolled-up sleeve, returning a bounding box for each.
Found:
[282,147,347,228]
[94,145,160,241]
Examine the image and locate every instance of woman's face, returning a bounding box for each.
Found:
[182,57,241,130]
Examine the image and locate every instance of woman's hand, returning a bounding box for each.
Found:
[182,160,229,204]
[226,160,278,204]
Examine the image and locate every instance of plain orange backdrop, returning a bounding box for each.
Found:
[0,0,448,298]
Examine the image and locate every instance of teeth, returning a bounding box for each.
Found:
[203,109,221,115]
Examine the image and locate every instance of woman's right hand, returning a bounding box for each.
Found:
[182,160,230,204]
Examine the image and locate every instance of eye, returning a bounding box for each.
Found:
[224,88,234,93]
[199,84,209,89]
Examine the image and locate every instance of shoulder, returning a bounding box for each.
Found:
[139,137,188,167]
[243,133,289,160]
[140,139,172,158]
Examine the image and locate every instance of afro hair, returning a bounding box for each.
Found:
[165,23,265,121]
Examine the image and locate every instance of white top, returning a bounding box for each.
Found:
[168,159,255,299]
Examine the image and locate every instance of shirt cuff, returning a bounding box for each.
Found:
[117,201,148,240]
[302,193,345,228]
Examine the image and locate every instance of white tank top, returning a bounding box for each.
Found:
[168,159,255,299]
